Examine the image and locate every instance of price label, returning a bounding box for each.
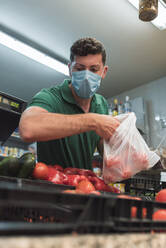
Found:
[10,101,20,109]
[2,97,9,105]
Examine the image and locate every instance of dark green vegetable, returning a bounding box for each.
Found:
[0,156,20,176]
[17,152,36,178]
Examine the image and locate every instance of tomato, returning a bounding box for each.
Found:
[117,194,146,218]
[88,176,121,193]
[133,152,149,170]
[131,206,147,218]
[48,169,65,184]
[106,155,121,168]
[90,191,101,195]
[33,162,49,180]
[78,169,96,177]
[75,189,85,194]
[122,169,132,179]
[155,189,166,203]
[62,189,76,194]
[152,210,166,221]
[63,167,80,175]
[63,175,87,186]
[117,194,141,200]
[53,164,63,172]
[76,180,95,194]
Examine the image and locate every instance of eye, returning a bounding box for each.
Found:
[75,67,84,71]
[90,68,98,73]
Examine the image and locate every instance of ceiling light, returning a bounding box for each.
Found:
[128,0,166,30]
[0,31,69,76]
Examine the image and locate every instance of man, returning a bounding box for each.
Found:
[19,37,119,170]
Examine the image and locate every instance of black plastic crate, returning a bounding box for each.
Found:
[0,179,166,235]
[0,175,75,191]
[123,176,162,199]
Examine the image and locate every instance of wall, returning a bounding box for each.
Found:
[107,76,166,149]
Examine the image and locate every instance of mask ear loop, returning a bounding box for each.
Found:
[101,68,105,78]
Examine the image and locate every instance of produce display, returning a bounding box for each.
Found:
[1,153,166,224]
[0,155,120,193]
[32,162,121,194]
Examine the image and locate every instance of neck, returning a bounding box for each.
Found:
[69,84,91,113]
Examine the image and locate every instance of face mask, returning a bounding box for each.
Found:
[71,70,102,99]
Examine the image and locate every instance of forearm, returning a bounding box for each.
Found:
[19,111,96,142]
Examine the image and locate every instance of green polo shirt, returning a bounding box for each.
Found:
[28,79,109,170]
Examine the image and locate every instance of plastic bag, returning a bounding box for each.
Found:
[103,113,160,183]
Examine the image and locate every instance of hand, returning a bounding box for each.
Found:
[94,114,120,140]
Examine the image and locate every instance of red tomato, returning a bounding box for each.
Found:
[88,176,121,193]
[122,169,132,179]
[152,210,166,221]
[63,167,80,175]
[155,189,166,203]
[106,155,121,168]
[75,189,85,194]
[53,164,63,172]
[62,189,76,194]
[117,194,141,200]
[117,195,147,218]
[90,191,101,195]
[78,169,96,177]
[48,169,65,184]
[131,206,147,218]
[33,162,49,180]
[133,152,149,169]
[63,175,87,186]
[47,166,57,178]
[76,180,95,194]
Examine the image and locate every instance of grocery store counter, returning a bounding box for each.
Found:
[0,234,166,248]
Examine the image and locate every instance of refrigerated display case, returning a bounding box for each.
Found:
[0,91,28,157]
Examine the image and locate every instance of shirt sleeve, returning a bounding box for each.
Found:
[28,88,55,113]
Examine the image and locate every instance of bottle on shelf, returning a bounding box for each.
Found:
[112,98,118,116]
[108,103,113,116]
[123,96,132,113]
[118,101,124,115]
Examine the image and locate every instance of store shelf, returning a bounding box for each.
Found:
[1,135,30,149]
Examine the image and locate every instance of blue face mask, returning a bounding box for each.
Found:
[71,70,102,99]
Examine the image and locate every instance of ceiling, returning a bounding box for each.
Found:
[0,0,166,103]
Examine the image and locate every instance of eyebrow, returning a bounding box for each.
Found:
[90,65,100,69]
[74,63,101,68]
[74,63,85,67]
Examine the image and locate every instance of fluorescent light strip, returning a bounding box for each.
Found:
[0,31,69,76]
[128,0,166,30]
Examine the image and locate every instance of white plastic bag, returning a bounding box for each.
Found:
[103,113,160,183]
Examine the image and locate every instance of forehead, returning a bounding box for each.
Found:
[72,54,103,67]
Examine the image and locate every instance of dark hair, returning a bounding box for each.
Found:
[70,37,106,65]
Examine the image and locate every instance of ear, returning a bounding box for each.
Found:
[68,63,72,77]
[102,65,108,79]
